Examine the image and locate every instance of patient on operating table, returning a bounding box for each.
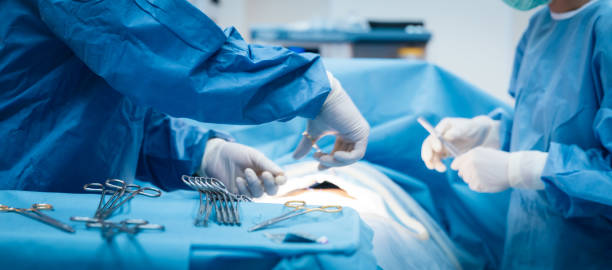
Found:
[254,161,460,270]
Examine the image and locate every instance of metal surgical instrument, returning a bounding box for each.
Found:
[71,216,164,240]
[181,175,249,226]
[248,200,342,232]
[83,179,161,220]
[417,117,461,157]
[0,203,75,233]
[302,132,323,153]
[70,179,163,240]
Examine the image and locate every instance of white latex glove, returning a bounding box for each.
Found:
[198,138,287,198]
[293,71,370,169]
[450,147,547,193]
[421,115,501,172]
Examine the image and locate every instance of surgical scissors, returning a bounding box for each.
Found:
[0,203,75,233]
[248,200,342,232]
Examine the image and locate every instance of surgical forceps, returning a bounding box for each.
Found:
[302,132,322,153]
[248,200,342,232]
[181,175,249,226]
[417,117,461,157]
[0,203,75,233]
[71,216,164,240]
[82,179,161,220]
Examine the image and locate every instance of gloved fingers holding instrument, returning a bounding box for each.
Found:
[421,115,501,172]
[198,138,286,198]
[292,72,370,169]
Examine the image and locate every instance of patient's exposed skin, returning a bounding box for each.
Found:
[280,181,356,199]
[254,162,459,270]
[549,0,591,13]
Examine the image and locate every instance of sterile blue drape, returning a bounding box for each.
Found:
[201,58,514,269]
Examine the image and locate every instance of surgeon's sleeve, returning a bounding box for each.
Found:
[38,0,330,124]
[540,18,612,219]
[136,110,230,190]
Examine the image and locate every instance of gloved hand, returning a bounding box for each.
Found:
[450,147,548,193]
[421,115,501,172]
[198,138,287,198]
[293,71,370,169]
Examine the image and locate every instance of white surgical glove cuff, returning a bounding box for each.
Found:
[197,138,223,177]
[507,151,547,190]
[451,147,512,193]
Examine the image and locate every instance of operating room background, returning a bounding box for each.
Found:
[188,0,538,104]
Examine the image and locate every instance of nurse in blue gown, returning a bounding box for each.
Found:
[421,0,612,268]
[0,0,369,196]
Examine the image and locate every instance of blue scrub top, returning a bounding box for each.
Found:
[0,0,331,192]
[493,1,612,268]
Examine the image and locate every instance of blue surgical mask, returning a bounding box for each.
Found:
[502,0,550,10]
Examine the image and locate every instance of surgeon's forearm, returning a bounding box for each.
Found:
[39,0,331,125]
[541,143,612,218]
[136,111,216,190]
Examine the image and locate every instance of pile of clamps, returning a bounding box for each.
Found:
[70,179,164,240]
[181,175,250,227]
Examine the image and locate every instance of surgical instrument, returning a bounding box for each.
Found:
[182,175,215,226]
[83,179,161,220]
[0,203,75,233]
[248,200,342,232]
[302,131,322,153]
[71,216,164,240]
[182,175,250,226]
[417,117,461,157]
[70,179,163,240]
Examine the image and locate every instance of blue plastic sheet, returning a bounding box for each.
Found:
[1,55,512,269]
[200,58,513,269]
[0,190,374,270]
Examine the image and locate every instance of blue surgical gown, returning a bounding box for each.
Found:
[0,0,330,192]
[493,1,612,268]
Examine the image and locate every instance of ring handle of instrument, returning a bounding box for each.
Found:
[284,200,306,208]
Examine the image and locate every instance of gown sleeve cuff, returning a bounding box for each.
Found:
[540,143,612,218]
[508,151,546,190]
[488,108,514,151]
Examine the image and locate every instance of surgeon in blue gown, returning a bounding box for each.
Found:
[0,0,369,196]
[422,0,612,268]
